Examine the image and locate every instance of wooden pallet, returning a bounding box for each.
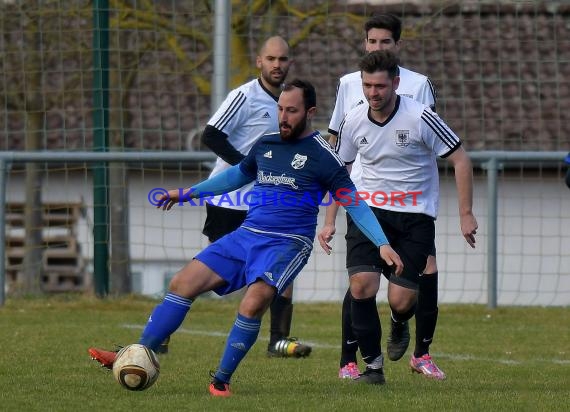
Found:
[4,202,87,293]
[5,202,82,228]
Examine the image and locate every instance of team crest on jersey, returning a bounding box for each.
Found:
[291,154,308,169]
[395,130,410,147]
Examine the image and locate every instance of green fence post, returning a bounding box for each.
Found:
[92,0,109,297]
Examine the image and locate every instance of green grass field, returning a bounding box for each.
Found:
[0,295,567,411]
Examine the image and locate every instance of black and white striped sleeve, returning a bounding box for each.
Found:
[420,108,462,158]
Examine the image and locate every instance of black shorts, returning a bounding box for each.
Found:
[345,207,435,290]
[202,203,247,242]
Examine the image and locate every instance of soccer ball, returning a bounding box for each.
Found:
[112,344,160,391]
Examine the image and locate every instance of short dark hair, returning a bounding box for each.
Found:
[364,14,402,42]
[282,79,316,109]
[359,50,400,79]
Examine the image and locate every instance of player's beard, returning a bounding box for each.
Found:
[280,116,307,141]
[262,68,288,88]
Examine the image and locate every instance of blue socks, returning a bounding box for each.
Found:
[214,313,261,384]
[139,295,261,385]
[139,293,192,351]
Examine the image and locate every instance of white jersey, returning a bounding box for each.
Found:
[207,78,278,210]
[328,66,436,187]
[336,96,461,218]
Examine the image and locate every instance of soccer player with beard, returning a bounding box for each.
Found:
[319,51,477,384]
[88,79,403,397]
[159,35,312,357]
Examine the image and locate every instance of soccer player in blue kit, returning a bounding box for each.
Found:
[88,79,403,397]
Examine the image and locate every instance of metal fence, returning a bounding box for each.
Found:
[1,150,567,307]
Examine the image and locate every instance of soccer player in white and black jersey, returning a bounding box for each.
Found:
[326,14,440,381]
[319,50,478,383]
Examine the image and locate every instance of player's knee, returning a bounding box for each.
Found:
[239,282,275,318]
[168,270,192,296]
[349,273,380,299]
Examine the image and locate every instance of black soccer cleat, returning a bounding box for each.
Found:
[267,337,312,358]
[387,319,410,361]
[352,367,386,385]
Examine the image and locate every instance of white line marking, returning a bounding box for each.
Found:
[122,323,340,348]
[121,324,569,365]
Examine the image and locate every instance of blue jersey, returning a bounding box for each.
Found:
[239,131,355,240]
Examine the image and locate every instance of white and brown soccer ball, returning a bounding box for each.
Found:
[112,344,160,391]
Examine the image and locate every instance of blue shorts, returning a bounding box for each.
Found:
[195,227,313,296]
